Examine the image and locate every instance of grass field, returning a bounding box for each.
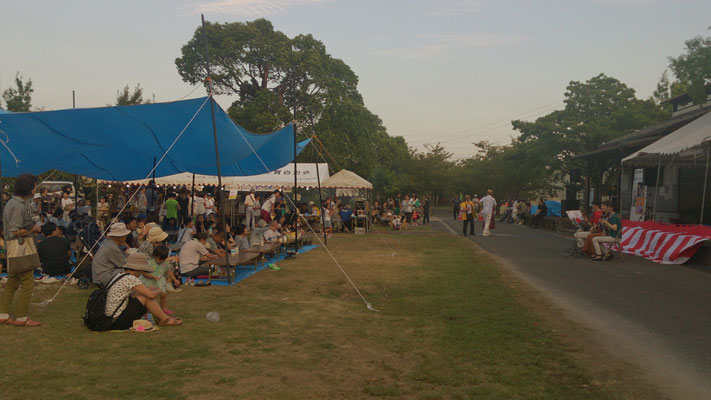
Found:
[0,228,644,399]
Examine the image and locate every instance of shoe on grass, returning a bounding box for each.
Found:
[268,264,281,271]
[7,318,41,327]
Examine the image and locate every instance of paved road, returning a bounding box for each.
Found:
[430,208,711,399]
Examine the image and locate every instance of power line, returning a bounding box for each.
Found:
[407,100,563,145]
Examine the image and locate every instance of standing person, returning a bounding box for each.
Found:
[0,174,42,326]
[402,195,414,230]
[243,189,257,230]
[165,192,180,223]
[460,195,476,236]
[531,198,547,229]
[322,199,333,237]
[135,187,148,217]
[451,195,460,220]
[481,189,497,237]
[61,190,74,220]
[177,190,190,226]
[204,193,215,219]
[260,190,282,223]
[192,192,206,218]
[423,198,430,225]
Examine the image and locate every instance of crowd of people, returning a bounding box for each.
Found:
[0,177,312,328]
[371,194,431,230]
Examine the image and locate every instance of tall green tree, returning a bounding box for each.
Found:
[510,74,667,199]
[2,72,33,112]
[175,19,360,130]
[655,27,711,104]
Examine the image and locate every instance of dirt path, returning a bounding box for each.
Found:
[431,212,711,399]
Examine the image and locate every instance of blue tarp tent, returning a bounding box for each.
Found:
[530,200,562,217]
[0,97,307,180]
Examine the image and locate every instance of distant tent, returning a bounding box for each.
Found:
[0,97,308,180]
[107,163,330,191]
[321,169,372,197]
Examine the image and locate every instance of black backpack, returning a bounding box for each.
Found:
[83,273,130,331]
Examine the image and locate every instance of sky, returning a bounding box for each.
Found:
[1,0,710,159]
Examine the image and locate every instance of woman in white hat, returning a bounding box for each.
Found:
[139,226,169,257]
[105,253,182,329]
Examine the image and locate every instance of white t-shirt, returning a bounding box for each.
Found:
[263,229,282,241]
[178,226,195,243]
[322,206,331,222]
[403,199,414,213]
[244,193,256,207]
[204,198,215,215]
[481,195,497,214]
[192,197,206,215]
[61,197,74,211]
[104,274,142,317]
[179,239,209,274]
[261,195,277,212]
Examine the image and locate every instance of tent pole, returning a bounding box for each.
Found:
[152,157,156,186]
[202,14,229,270]
[315,161,327,246]
[191,173,195,218]
[652,156,661,221]
[701,144,710,225]
[293,122,299,254]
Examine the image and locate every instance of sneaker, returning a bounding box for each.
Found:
[42,276,59,284]
[268,264,281,271]
[68,278,79,285]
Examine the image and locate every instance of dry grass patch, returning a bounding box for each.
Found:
[0,228,633,399]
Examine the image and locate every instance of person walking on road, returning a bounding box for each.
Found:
[531,198,547,229]
[460,195,477,236]
[451,195,459,220]
[481,189,497,236]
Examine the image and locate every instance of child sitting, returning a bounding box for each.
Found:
[139,245,180,315]
[391,216,402,230]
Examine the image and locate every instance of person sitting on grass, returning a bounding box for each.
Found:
[105,253,182,329]
[139,245,179,316]
[179,233,219,278]
[37,222,72,276]
[92,222,131,287]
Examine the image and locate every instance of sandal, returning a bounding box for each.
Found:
[7,318,41,327]
[162,308,174,316]
[159,317,183,326]
[591,255,602,261]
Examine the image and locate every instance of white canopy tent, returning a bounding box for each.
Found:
[321,169,373,197]
[622,111,711,223]
[623,111,711,165]
[101,163,329,191]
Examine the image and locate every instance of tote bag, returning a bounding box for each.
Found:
[6,236,41,274]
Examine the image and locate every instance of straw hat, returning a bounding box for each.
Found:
[147,226,168,243]
[123,253,152,272]
[257,220,267,228]
[129,319,157,333]
[107,222,131,237]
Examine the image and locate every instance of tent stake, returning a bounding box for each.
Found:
[202,14,229,270]
[701,144,710,225]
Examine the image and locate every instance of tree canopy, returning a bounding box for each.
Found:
[2,72,33,112]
